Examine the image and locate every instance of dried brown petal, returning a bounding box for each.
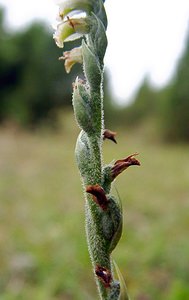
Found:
[95,265,112,288]
[86,184,109,210]
[103,129,117,144]
[112,153,140,179]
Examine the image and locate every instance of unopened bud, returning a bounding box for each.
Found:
[82,40,102,89]
[72,77,93,133]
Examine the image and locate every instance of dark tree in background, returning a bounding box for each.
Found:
[160,30,189,142]
[0,8,81,127]
[110,27,189,143]
[1,6,189,142]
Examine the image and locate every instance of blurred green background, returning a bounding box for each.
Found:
[0,6,189,300]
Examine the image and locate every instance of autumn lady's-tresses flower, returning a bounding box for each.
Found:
[55,0,93,20]
[53,0,139,299]
[53,17,90,48]
[59,46,83,73]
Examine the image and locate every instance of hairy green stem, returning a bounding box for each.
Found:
[53,0,140,298]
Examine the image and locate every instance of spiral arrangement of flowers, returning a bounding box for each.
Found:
[53,1,140,299]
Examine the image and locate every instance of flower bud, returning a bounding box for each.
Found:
[93,0,107,29]
[108,281,120,299]
[72,77,94,133]
[75,130,92,184]
[82,40,102,89]
[88,13,107,65]
[101,195,122,253]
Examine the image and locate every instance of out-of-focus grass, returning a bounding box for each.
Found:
[0,113,189,299]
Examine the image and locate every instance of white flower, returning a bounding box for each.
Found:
[59,46,83,73]
[53,17,90,48]
[55,0,92,20]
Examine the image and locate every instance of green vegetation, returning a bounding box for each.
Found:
[0,8,81,127]
[0,3,189,297]
[53,1,130,298]
[105,30,189,144]
[159,32,189,142]
[0,116,189,299]
[1,4,189,143]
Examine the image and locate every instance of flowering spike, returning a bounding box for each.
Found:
[53,0,136,299]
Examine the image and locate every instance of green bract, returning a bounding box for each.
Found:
[72,77,94,133]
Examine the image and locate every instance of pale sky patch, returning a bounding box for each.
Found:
[0,0,189,104]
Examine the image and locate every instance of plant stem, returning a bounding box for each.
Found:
[53,1,140,298]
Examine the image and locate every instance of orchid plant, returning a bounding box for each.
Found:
[53,0,140,299]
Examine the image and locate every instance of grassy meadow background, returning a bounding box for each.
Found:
[1,7,189,299]
[0,112,189,300]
